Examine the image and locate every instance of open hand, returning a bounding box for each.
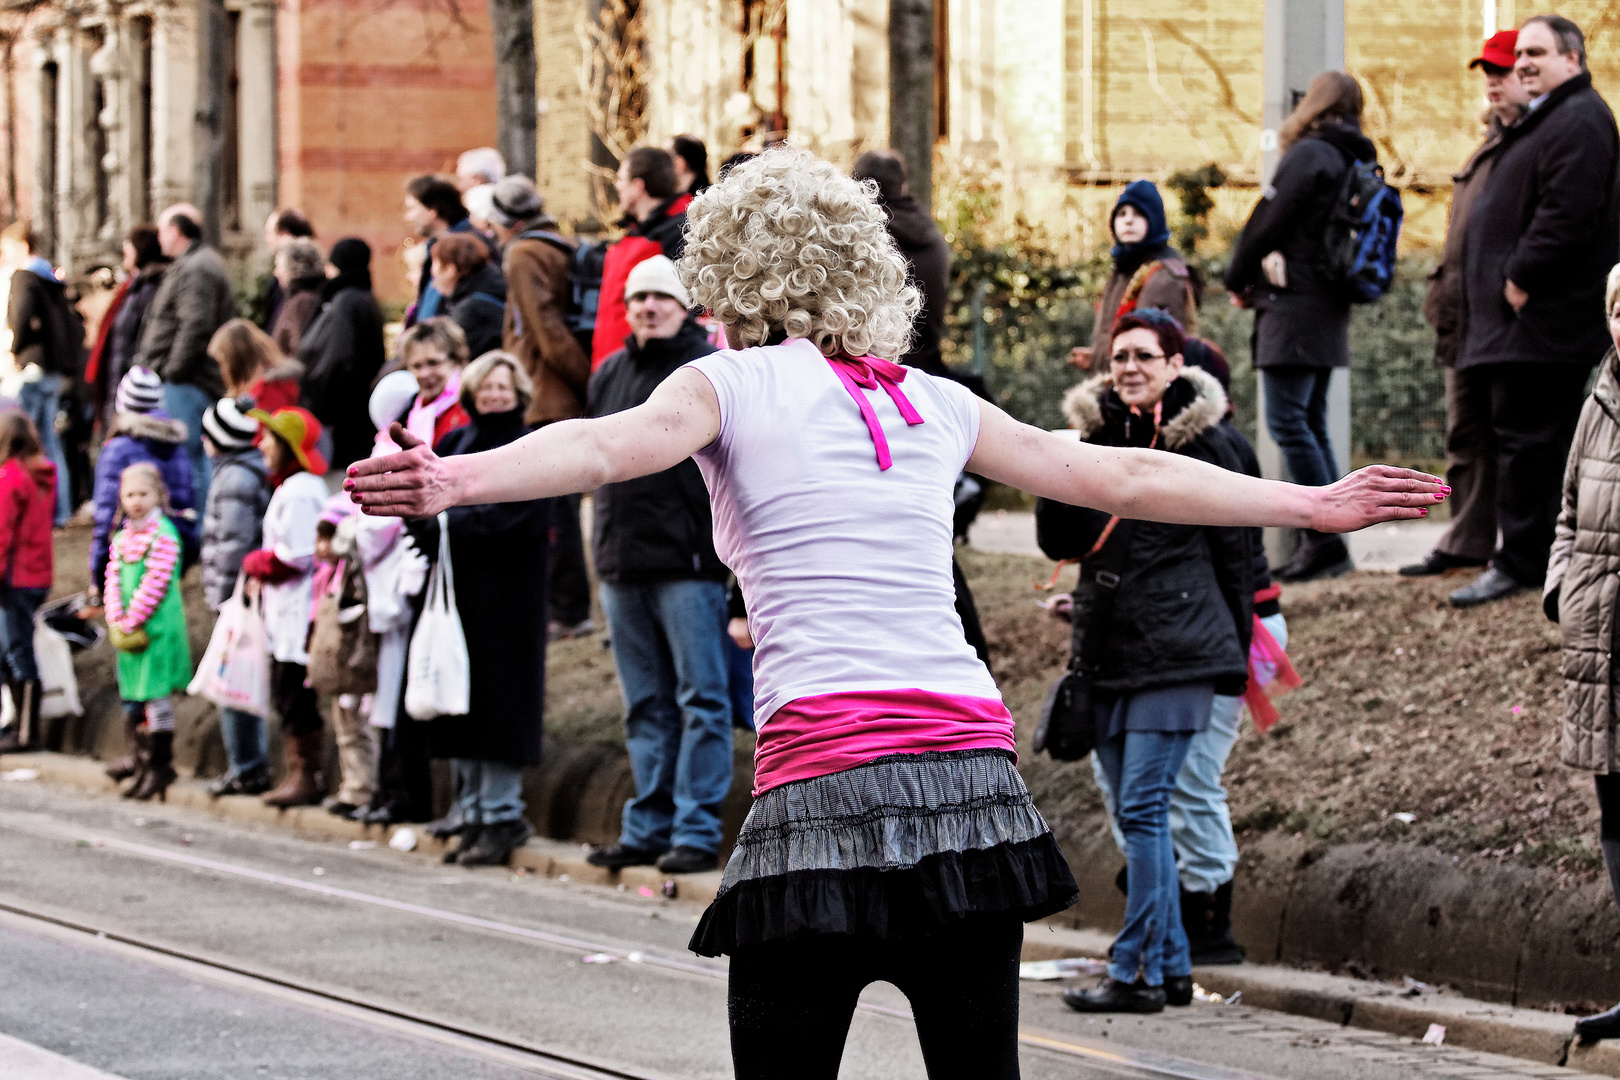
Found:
[344,424,457,518]
[1309,465,1449,533]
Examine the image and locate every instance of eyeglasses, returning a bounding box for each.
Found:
[1110,349,1167,368]
[406,355,450,372]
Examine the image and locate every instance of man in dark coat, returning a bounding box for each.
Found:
[1403,32,1531,579]
[1450,14,1620,608]
[583,255,732,878]
[137,203,237,504]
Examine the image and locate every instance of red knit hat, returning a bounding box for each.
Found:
[247,406,328,476]
[1470,30,1518,70]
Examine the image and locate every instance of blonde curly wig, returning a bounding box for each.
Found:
[678,146,921,359]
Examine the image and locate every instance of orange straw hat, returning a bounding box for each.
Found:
[247,406,328,475]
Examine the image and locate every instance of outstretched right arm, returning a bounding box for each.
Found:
[345,366,721,517]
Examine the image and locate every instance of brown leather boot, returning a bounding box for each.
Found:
[262,730,325,808]
[126,731,175,802]
[105,708,145,781]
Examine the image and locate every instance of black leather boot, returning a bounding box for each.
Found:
[1274,531,1353,583]
[1184,882,1246,966]
[126,731,175,802]
[1164,975,1194,1007]
[1577,1002,1620,1042]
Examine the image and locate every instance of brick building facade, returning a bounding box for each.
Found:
[0,0,496,303]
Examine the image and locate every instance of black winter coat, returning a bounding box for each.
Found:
[299,278,387,470]
[447,262,508,361]
[416,409,552,767]
[882,194,952,377]
[587,317,725,584]
[1035,367,1255,694]
[1459,73,1620,370]
[8,267,81,376]
[1224,122,1377,369]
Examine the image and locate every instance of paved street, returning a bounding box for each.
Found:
[0,778,1599,1080]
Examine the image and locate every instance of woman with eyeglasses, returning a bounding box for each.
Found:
[1036,308,1257,1015]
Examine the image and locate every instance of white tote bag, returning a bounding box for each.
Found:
[404,514,470,720]
[35,621,81,720]
[188,574,272,718]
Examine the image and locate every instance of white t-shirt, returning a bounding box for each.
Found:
[687,338,1002,728]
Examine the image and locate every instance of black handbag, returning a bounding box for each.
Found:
[1033,518,1134,761]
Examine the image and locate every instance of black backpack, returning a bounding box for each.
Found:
[1319,157,1403,304]
[517,231,605,357]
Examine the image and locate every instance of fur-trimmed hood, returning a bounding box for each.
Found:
[1061,364,1228,450]
[110,410,188,446]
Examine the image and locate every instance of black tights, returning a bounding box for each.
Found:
[1596,775,1620,910]
[727,916,1024,1080]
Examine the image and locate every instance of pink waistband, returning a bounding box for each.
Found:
[752,688,1018,796]
[827,355,924,471]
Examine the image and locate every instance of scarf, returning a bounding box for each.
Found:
[407,372,462,446]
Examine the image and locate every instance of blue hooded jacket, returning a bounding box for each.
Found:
[1110,180,1173,267]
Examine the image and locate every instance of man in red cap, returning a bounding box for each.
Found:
[1403,30,1530,579]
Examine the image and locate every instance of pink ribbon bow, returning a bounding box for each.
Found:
[827,355,925,470]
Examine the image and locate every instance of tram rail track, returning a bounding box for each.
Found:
[0,808,1278,1080]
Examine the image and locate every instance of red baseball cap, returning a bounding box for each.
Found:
[1469,30,1518,70]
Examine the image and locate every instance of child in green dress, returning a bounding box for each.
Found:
[105,462,191,801]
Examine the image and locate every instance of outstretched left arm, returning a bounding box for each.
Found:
[968,400,1446,534]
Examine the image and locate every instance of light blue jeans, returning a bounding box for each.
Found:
[451,758,525,825]
[218,706,267,777]
[1094,614,1290,894]
[1094,729,1196,986]
[19,373,70,524]
[600,578,733,855]
[162,382,213,506]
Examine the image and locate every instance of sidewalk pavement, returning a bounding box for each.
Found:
[6,750,1618,1077]
[969,511,1449,573]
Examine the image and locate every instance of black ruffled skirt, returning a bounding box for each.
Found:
[690,749,1079,957]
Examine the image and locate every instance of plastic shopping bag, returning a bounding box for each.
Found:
[405,514,470,720]
[188,575,272,718]
[2,620,83,726]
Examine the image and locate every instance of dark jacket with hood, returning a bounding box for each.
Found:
[8,262,81,376]
[1089,181,1196,362]
[445,261,508,361]
[1035,366,1254,694]
[880,194,953,377]
[586,316,724,584]
[95,262,169,417]
[90,410,198,587]
[1459,72,1620,371]
[199,446,269,610]
[415,408,552,766]
[592,195,691,367]
[299,255,387,471]
[1224,121,1378,368]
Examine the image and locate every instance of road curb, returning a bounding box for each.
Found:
[8,750,1614,1076]
[0,751,726,908]
[1023,922,1601,1074]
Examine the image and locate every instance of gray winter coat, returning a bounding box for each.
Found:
[136,240,235,395]
[200,447,270,610]
[1545,348,1620,772]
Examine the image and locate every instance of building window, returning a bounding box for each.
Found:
[739,0,786,142]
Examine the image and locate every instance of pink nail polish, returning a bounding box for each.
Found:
[1420,508,1429,516]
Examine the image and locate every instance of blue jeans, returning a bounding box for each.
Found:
[0,586,44,682]
[218,707,267,777]
[1097,616,1290,893]
[1262,367,1338,488]
[600,579,733,854]
[1094,729,1195,986]
[451,758,525,825]
[162,382,213,506]
[19,373,70,524]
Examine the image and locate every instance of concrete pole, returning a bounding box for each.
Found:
[236,0,277,252]
[1257,0,1350,564]
[192,0,228,244]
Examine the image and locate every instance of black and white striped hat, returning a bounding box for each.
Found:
[114,366,163,415]
[201,397,259,451]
